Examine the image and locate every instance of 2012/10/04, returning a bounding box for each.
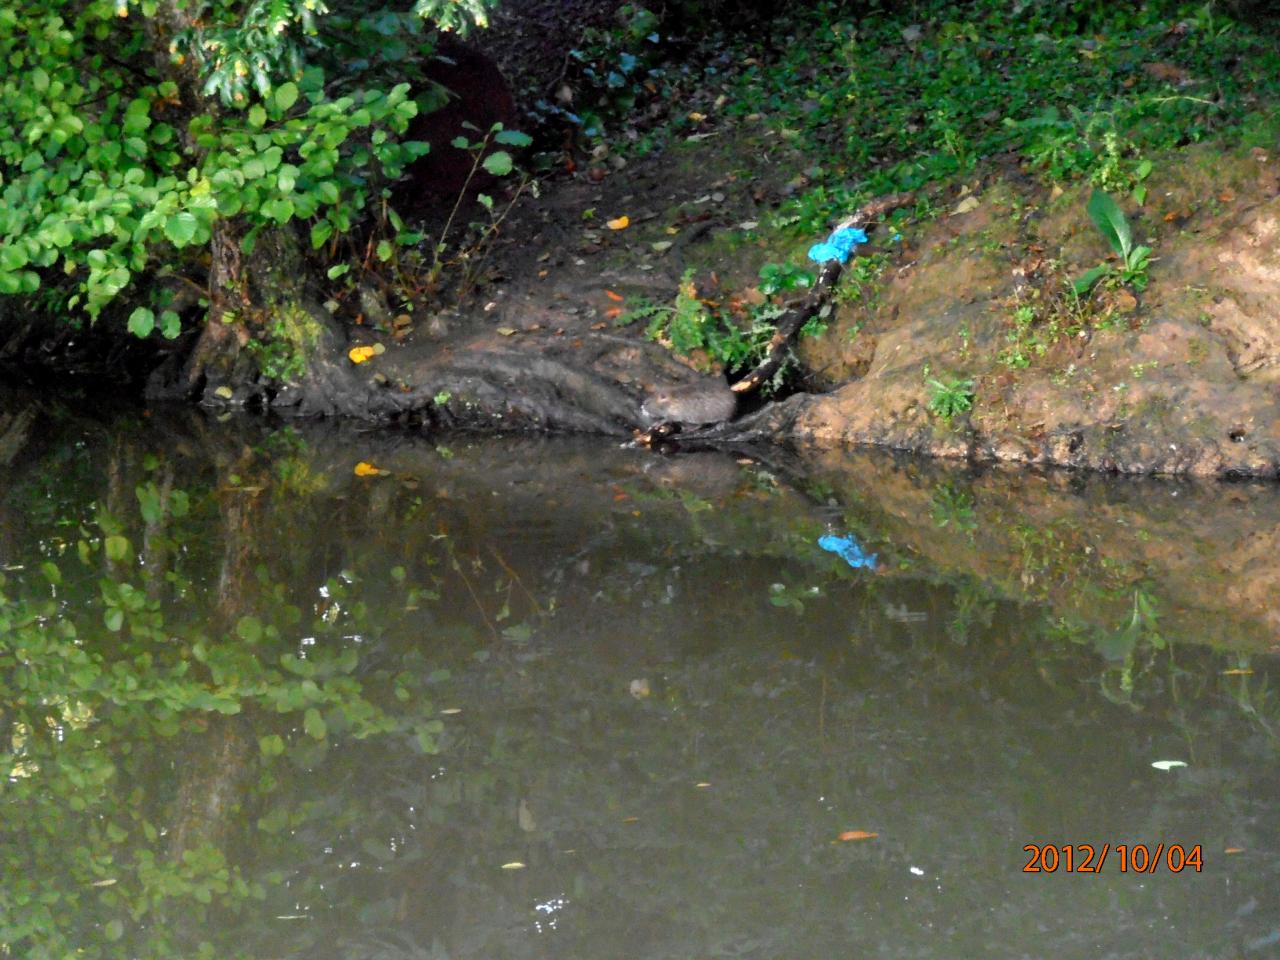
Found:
[1022,843,1204,873]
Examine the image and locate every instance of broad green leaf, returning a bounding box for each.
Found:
[160,310,182,339]
[327,263,350,279]
[304,708,327,740]
[1072,263,1111,295]
[104,535,131,562]
[482,150,513,176]
[163,212,199,247]
[274,82,299,113]
[236,616,263,642]
[494,129,532,147]
[248,105,267,128]
[311,221,334,249]
[127,307,155,338]
[1086,189,1131,260]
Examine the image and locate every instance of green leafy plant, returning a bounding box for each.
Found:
[757,261,815,296]
[1074,189,1153,294]
[427,122,533,289]
[926,375,975,423]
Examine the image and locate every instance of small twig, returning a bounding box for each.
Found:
[432,130,493,278]
[488,544,544,616]
[453,556,499,640]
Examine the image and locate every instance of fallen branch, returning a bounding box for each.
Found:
[731,190,914,397]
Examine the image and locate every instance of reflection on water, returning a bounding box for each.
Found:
[2,404,1279,959]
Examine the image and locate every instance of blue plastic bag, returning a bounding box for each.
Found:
[818,533,878,570]
[807,226,868,265]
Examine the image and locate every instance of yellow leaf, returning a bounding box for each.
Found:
[354,461,386,477]
[688,111,706,122]
[348,345,377,364]
[606,215,630,231]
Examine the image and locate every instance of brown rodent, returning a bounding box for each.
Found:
[641,380,737,425]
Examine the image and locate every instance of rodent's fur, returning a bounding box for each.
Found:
[641,380,737,425]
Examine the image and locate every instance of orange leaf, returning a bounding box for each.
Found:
[606,215,630,230]
[354,461,387,477]
[605,306,623,319]
[1225,847,1244,854]
[837,830,879,842]
[605,289,624,302]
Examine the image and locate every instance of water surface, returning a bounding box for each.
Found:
[2,405,1278,958]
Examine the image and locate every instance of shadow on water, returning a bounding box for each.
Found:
[2,395,1280,958]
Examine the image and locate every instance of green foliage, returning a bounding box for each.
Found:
[638,270,794,387]
[427,123,532,291]
[0,0,495,333]
[539,4,670,147]
[1074,189,1153,293]
[757,261,814,296]
[926,375,975,423]
[728,0,1280,227]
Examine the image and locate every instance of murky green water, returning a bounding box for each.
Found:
[3,404,1279,959]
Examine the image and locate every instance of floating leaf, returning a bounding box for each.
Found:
[838,830,879,842]
[348,345,377,364]
[500,862,526,870]
[606,215,630,230]
[605,289,624,302]
[354,461,387,477]
[1151,760,1188,771]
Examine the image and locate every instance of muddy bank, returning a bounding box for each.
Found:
[789,151,1280,477]
[256,125,1280,478]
